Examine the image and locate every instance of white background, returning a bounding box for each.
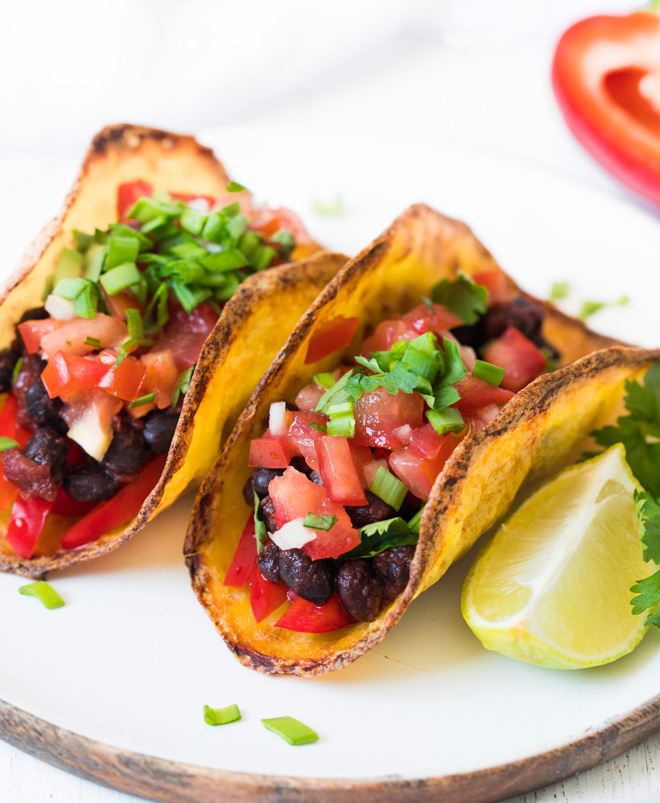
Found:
[1,1,659,802]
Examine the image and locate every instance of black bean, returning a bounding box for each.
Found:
[345,490,396,528]
[143,411,179,454]
[242,467,284,506]
[23,427,68,485]
[24,381,67,434]
[483,297,544,344]
[1,449,57,501]
[290,455,312,476]
[259,496,278,533]
[256,539,281,583]
[63,464,122,502]
[102,428,149,481]
[18,307,50,324]
[336,560,384,622]
[373,545,416,601]
[0,349,19,392]
[278,549,334,605]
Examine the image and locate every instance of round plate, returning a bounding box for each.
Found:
[1,124,660,803]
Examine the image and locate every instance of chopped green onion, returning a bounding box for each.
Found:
[100,262,142,296]
[84,337,101,348]
[308,422,327,433]
[221,201,241,217]
[237,230,262,259]
[82,243,107,282]
[303,513,337,531]
[261,717,318,746]
[420,295,435,314]
[550,281,571,301]
[369,466,408,511]
[472,360,505,387]
[73,282,99,319]
[19,581,65,610]
[541,346,559,373]
[426,407,464,435]
[408,505,425,535]
[128,196,182,224]
[314,373,335,389]
[108,223,152,251]
[11,357,23,387]
[143,283,170,334]
[72,229,94,253]
[200,249,249,273]
[225,214,249,240]
[180,207,208,237]
[327,411,355,438]
[105,235,140,271]
[125,308,144,340]
[271,229,295,259]
[203,704,241,726]
[0,436,18,451]
[55,247,83,280]
[579,295,629,320]
[167,240,209,261]
[250,245,275,272]
[53,277,88,300]
[226,181,246,193]
[172,365,195,408]
[326,401,353,416]
[213,273,241,302]
[128,393,156,409]
[171,281,213,314]
[254,490,268,553]
[202,211,229,244]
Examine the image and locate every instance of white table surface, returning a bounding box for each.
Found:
[2,1,659,800]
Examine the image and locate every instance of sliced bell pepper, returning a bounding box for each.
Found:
[59,455,166,549]
[276,594,355,633]
[0,393,31,448]
[224,516,257,587]
[553,10,660,207]
[249,563,288,623]
[6,495,55,559]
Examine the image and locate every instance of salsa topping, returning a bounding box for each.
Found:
[231,269,561,633]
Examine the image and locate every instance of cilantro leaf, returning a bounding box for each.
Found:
[431,270,488,325]
[635,490,660,563]
[631,570,660,623]
[339,517,418,560]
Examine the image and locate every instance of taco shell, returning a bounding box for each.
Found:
[0,124,343,578]
[185,203,654,676]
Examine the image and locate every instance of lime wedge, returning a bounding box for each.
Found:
[462,444,656,669]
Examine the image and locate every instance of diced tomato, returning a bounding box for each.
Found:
[295,382,325,413]
[402,303,463,335]
[6,494,55,559]
[39,314,127,359]
[157,302,218,371]
[249,563,288,623]
[98,354,146,402]
[305,316,360,364]
[268,467,359,559]
[224,516,257,587]
[348,443,379,488]
[360,320,417,356]
[315,436,368,506]
[41,353,109,402]
[481,326,547,392]
[473,270,512,306]
[287,411,327,471]
[276,594,354,633]
[249,433,291,469]
[59,455,166,550]
[19,319,62,354]
[454,375,515,416]
[250,206,311,244]
[469,403,503,432]
[117,180,153,220]
[408,423,449,460]
[139,349,178,409]
[104,290,143,321]
[51,487,97,517]
[0,394,31,448]
[354,387,424,449]
[389,440,455,500]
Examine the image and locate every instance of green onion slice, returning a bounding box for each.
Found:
[550,281,570,301]
[128,393,157,409]
[426,407,464,435]
[226,181,246,193]
[125,308,144,340]
[472,360,505,387]
[11,357,23,387]
[261,717,318,746]
[254,490,268,553]
[408,505,425,535]
[0,436,18,451]
[84,337,101,348]
[314,373,334,389]
[308,422,327,433]
[203,704,241,726]
[100,262,142,296]
[369,467,408,511]
[19,581,65,609]
[303,513,337,531]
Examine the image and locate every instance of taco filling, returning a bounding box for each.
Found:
[227,270,561,631]
[0,181,309,561]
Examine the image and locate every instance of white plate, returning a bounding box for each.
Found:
[1,124,660,790]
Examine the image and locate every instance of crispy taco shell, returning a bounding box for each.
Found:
[185,203,652,676]
[0,124,343,578]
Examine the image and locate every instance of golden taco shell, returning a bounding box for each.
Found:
[0,124,343,578]
[184,203,648,676]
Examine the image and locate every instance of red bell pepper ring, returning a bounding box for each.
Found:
[552,11,660,208]
[59,455,166,550]
[6,494,55,559]
[276,594,355,633]
[224,516,257,587]
[249,563,288,623]
[305,316,360,364]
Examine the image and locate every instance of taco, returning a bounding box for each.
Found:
[184,203,649,677]
[0,123,344,578]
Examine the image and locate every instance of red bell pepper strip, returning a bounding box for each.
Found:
[276,594,355,633]
[249,563,288,623]
[552,11,660,207]
[59,455,166,550]
[0,393,31,448]
[305,316,360,364]
[51,487,98,517]
[224,516,257,587]
[6,495,55,559]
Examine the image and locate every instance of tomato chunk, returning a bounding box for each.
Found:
[402,303,462,334]
[268,467,359,559]
[39,314,127,360]
[389,440,455,500]
[41,353,109,402]
[6,495,54,559]
[315,436,367,506]
[287,412,327,471]
[408,423,448,460]
[354,387,424,449]
[98,354,147,402]
[473,270,512,306]
[276,594,355,632]
[140,349,179,409]
[305,316,359,364]
[117,180,153,220]
[249,434,291,469]
[19,319,61,354]
[454,375,515,416]
[249,563,288,623]
[157,302,218,371]
[481,326,547,392]
[360,320,417,356]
